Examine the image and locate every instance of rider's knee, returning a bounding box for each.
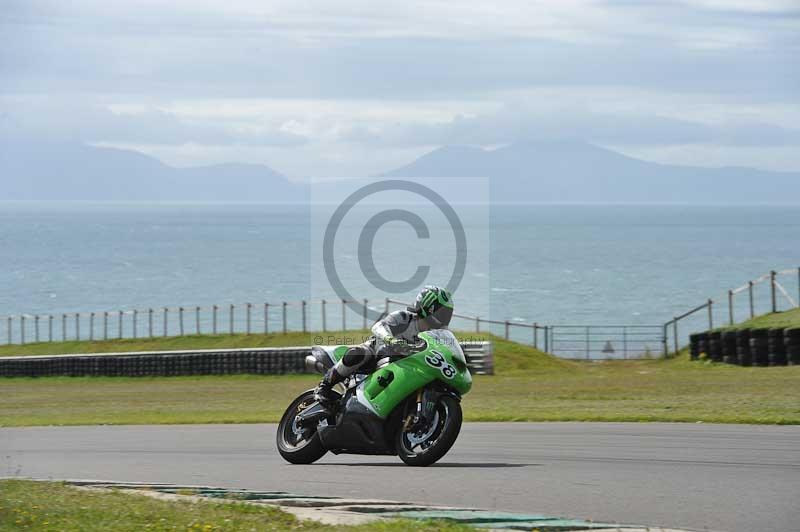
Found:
[342,345,369,367]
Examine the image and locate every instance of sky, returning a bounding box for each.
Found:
[1,0,799,178]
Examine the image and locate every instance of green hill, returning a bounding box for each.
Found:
[719,307,800,330]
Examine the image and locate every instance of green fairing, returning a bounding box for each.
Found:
[360,331,472,419]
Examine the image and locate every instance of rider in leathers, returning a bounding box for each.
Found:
[315,285,454,403]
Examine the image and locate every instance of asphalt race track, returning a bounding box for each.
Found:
[2,422,798,532]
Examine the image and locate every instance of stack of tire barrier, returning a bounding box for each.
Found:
[736,329,751,366]
[689,327,800,366]
[721,331,738,365]
[0,342,495,377]
[786,328,800,365]
[0,348,308,378]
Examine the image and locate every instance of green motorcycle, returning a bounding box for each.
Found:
[276,329,472,466]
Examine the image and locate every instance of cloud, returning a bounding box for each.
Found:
[2,1,797,100]
[0,98,308,147]
[1,1,798,174]
[338,104,800,148]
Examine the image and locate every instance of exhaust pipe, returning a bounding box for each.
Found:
[305,354,325,374]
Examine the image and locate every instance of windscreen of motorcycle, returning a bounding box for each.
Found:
[422,329,467,365]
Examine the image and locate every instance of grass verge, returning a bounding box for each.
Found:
[1,326,799,426]
[2,354,798,426]
[0,479,467,532]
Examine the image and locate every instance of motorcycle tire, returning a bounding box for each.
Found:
[396,394,462,467]
[276,390,328,464]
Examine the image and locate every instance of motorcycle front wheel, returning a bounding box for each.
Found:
[395,394,462,466]
[276,390,327,464]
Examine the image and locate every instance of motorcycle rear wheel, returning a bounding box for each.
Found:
[276,390,328,464]
[395,395,462,466]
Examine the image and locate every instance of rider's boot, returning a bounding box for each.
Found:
[314,366,343,404]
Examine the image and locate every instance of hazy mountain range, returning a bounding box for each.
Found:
[2,139,799,203]
[382,140,800,203]
[0,140,305,202]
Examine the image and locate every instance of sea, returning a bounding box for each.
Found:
[1,202,798,353]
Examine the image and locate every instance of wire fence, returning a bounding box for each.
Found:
[547,325,665,360]
[2,296,662,359]
[0,299,387,347]
[664,267,800,356]
[385,299,664,359]
[3,266,797,360]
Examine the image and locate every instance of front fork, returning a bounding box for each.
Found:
[402,387,437,432]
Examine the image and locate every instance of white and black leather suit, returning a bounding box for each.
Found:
[333,310,423,378]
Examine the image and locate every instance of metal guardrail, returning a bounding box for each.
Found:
[0,341,494,377]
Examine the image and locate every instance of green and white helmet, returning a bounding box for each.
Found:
[411,285,454,329]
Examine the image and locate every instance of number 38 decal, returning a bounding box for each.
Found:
[424,350,456,379]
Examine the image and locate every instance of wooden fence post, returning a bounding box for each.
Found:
[673,319,679,356]
[544,326,549,353]
[246,303,252,335]
[282,302,287,334]
[771,270,777,312]
[728,290,734,325]
[707,299,713,330]
[264,303,269,334]
[302,300,307,333]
